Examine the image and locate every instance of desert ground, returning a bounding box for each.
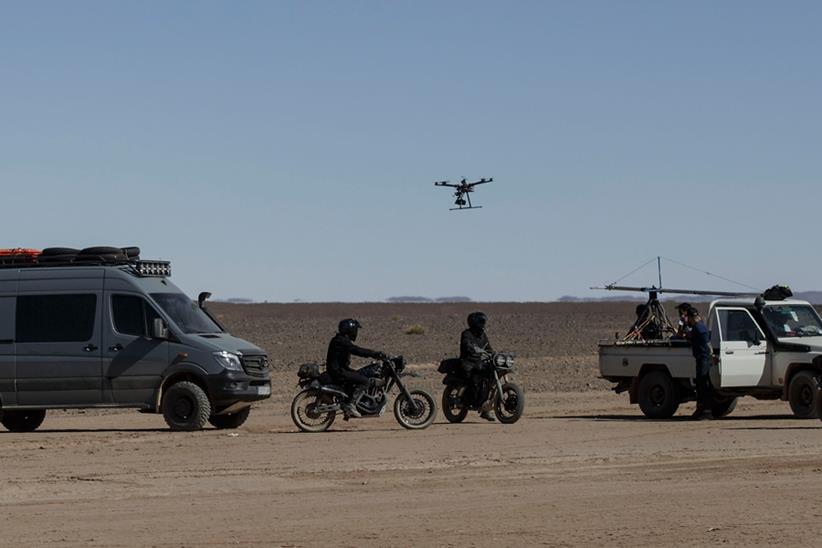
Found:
[4,302,822,547]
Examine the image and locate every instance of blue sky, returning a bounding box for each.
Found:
[1,1,819,301]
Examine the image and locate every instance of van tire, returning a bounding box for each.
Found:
[162,381,212,431]
[79,246,124,255]
[1,409,46,432]
[788,371,821,419]
[637,370,679,419]
[208,407,251,429]
[40,247,79,256]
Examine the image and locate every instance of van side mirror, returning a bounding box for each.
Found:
[198,291,212,309]
[151,318,169,339]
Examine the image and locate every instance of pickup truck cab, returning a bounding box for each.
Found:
[0,247,271,432]
[599,298,822,419]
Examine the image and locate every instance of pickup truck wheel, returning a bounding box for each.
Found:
[162,381,212,431]
[788,371,821,419]
[637,370,679,419]
[711,396,738,418]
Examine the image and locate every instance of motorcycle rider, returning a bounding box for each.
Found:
[326,319,386,418]
[460,312,496,421]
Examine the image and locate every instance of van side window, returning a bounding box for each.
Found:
[0,296,13,342]
[17,294,97,343]
[112,295,161,337]
[718,309,762,343]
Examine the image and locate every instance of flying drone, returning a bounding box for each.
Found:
[434,177,493,210]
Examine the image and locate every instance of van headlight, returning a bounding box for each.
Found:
[213,351,243,371]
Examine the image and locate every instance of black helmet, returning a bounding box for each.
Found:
[467,312,487,332]
[338,318,362,341]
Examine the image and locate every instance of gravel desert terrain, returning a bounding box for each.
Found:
[4,302,822,547]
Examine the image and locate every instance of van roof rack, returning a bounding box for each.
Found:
[0,246,171,277]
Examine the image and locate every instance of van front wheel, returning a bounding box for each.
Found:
[208,406,251,429]
[162,381,212,431]
[1,409,46,432]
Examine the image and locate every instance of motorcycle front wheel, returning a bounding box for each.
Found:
[494,382,525,424]
[394,389,437,430]
[441,384,469,424]
[291,389,336,433]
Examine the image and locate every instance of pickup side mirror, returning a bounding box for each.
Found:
[151,318,169,340]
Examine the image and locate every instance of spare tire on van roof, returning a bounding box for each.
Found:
[40,247,80,256]
[38,248,79,264]
[80,246,124,256]
[121,246,141,259]
[76,246,127,264]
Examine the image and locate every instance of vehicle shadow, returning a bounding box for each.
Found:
[2,428,171,434]
[535,414,808,422]
[723,425,822,431]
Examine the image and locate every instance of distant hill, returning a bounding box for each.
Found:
[387,296,473,303]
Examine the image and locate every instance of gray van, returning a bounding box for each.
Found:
[0,254,271,432]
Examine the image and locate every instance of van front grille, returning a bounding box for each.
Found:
[240,354,270,377]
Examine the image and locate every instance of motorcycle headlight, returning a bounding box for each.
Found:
[213,351,243,371]
[494,354,506,367]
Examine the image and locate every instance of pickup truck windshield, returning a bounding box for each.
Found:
[150,293,223,334]
[763,304,822,338]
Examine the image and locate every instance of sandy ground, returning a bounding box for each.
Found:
[4,391,822,547]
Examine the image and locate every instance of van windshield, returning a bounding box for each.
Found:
[150,293,223,334]
[763,304,822,338]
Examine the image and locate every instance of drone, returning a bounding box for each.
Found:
[434,177,493,210]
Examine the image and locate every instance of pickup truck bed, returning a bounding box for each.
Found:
[599,340,694,381]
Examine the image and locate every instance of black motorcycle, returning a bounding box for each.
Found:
[291,356,437,432]
[439,351,524,424]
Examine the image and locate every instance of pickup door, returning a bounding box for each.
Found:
[715,307,769,387]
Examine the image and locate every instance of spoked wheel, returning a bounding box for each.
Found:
[442,384,469,424]
[494,382,525,424]
[291,389,336,433]
[394,389,437,430]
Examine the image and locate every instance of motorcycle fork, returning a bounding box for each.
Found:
[392,375,420,412]
[492,370,506,403]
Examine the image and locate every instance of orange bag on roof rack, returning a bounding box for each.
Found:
[0,248,41,257]
[0,248,41,265]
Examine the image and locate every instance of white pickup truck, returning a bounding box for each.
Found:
[599,298,822,419]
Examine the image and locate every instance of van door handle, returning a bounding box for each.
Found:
[725,351,734,355]
[84,344,99,352]
[109,344,123,352]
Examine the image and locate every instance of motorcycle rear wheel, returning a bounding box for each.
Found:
[494,382,525,424]
[394,389,437,430]
[291,389,336,433]
[442,384,469,424]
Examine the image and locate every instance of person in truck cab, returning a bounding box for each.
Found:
[460,312,496,421]
[687,307,714,420]
[763,307,796,337]
[326,319,387,418]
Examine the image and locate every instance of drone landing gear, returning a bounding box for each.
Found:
[450,206,483,211]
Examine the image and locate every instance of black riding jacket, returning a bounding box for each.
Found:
[460,328,493,364]
[325,333,382,374]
